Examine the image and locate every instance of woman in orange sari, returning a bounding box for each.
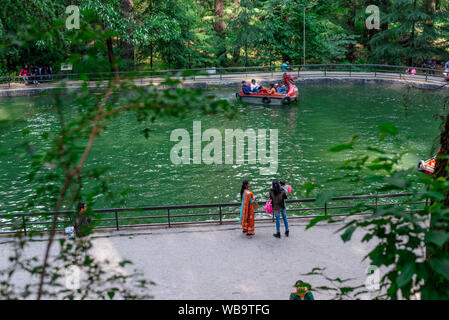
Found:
[239,180,256,236]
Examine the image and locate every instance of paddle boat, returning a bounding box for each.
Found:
[236,72,299,105]
[417,150,439,175]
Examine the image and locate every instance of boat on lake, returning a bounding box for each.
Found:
[236,72,299,105]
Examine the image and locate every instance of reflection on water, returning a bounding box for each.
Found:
[0,84,446,213]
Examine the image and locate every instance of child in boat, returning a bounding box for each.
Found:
[250,79,261,93]
[267,84,276,95]
[241,81,251,94]
[277,83,287,94]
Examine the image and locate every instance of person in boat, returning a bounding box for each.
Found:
[240,180,256,236]
[290,280,314,300]
[241,81,251,94]
[250,79,261,93]
[277,83,287,95]
[266,83,276,95]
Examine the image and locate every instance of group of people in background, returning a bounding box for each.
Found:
[19,64,53,85]
[239,179,290,238]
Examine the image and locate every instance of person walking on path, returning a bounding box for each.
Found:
[73,202,92,238]
[269,179,288,238]
[239,180,256,236]
[289,280,314,300]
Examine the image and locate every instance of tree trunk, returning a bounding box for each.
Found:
[408,0,417,66]
[120,0,134,67]
[425,0,436,28]
[214,0,227,66]
[346,0,357,63]
[149,0,153,70]
[107,37,119,76]
[232,0,241,64]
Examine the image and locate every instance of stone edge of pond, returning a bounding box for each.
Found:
[1,77,448,97]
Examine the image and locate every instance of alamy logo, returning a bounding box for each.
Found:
[170,121,279,175]
[65,5,80,30]
[365,5,380,30]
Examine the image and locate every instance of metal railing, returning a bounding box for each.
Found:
[1,64,447,90]
[0,192,426,235]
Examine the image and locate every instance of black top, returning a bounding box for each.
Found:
[269,189,287,211]
[73,214,92,238]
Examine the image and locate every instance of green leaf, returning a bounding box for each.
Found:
[429,257,449,282]
[315,192,334,207]
[378,123,398,141]
[306,215,332,229]
[107,291,115,299]
[426,231,449,247]
[341,226,356,242]
[396,261,414,288]
[327,135,359,152]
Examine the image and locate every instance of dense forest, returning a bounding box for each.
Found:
[0,0,448,75]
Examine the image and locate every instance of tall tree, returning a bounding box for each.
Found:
[214,0,227,66]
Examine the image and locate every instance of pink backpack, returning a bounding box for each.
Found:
[264,199,273,214]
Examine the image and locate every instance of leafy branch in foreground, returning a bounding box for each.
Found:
[302,118,449,299]
[0,16,235,300]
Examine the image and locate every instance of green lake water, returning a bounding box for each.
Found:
[0,83,447,216]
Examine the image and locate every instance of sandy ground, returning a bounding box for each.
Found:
[0,219,381,300]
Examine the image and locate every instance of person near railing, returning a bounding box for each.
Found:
[41,65,53,81]
[281,60,290,72]
[19,64,30,83]
[427,59,436,76]
[73,202,92,238]
[289,280,314,300]
[270,179,288,238]
[279,180,291,237]
[239,180,257,236]
[406,66,416,75]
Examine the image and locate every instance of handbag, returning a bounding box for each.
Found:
[264,199,273,214]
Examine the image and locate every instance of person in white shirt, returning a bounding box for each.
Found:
[250,79,261,93]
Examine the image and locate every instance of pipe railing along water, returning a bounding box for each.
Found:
[1,64,447,89]
[0,192,426,235]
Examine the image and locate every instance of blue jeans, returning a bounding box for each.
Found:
[274,208,289,233]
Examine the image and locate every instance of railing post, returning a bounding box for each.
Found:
[324,202,328,215]
[168,209,171,228]
[22,216,27,236]
[220,68,223,81]
[219,206,222,225]
[115,211,119,231]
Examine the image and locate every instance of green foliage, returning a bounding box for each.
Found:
[0,13,235,300]
[304,119,449,299]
